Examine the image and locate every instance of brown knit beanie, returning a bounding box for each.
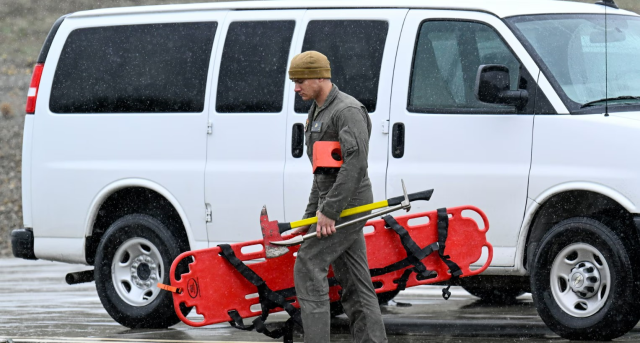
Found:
[288,51,331,80]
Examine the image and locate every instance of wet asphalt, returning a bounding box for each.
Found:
[1,259,638,343]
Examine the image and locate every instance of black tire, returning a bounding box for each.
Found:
[94,214,189,328]
[461,284,525,303]
[329,300,344,317]
[377,290,400,305]
[330,290,400,317]
[531,217,640,341]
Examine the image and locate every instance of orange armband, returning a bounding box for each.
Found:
[312,141,343,174]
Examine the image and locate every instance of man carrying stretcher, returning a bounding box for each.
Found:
[157,50,492,342]
[289,50,388,343]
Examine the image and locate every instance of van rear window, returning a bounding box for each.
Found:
[50,22,216,113]
[295,20,389,113]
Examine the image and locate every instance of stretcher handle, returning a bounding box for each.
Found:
[387,189,433,206]
[278,189,434,234]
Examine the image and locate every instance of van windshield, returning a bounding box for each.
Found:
[508,14,640,112]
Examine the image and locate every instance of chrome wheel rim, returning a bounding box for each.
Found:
[111,237,163,306]
[550,243,610,317]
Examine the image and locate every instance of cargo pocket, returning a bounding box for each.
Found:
[307,277,329,299]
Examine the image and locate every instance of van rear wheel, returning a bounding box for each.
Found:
[94,214,189,328]
[531,217,640,340]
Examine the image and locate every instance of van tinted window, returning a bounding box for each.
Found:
[50,23,216,113]
[295,20,389,113]
[408,21,521,114]
[216,21,295,113]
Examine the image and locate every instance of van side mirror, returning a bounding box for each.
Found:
[475,64,528,109]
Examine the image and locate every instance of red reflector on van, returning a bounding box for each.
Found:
[25,63,44,114]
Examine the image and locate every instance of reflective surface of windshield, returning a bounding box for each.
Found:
[509,14,640,111]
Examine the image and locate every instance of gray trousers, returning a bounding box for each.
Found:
[294,212,388,343]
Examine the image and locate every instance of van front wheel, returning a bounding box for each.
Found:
[531,218,640,340]
[94,214,188,328]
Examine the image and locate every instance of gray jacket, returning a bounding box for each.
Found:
[303,84,373,221]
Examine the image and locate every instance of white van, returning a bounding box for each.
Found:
[11,0,640,339]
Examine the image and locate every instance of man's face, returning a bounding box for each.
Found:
[293,78,322,101]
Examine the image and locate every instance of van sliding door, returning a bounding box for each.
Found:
[204,10,305,244]
[282,9,408,223]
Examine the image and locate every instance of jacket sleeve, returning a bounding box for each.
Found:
[317,106,370,220]
[302,180,319,219]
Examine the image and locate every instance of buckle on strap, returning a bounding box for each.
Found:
[228,310,254,331]
[218,244,301,342]
[442,285,452,300]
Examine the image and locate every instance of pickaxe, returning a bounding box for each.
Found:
[261,180,433,258]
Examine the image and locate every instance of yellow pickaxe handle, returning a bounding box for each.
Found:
[277,189,433,233]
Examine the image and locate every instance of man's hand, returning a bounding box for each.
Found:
[292,225,310,235]
[316,211,336,238]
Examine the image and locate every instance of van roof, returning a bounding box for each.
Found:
[69,0,636,20]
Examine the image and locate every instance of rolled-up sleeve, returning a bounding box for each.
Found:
[317,106,370,220]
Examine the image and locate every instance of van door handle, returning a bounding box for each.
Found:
[392,123,405,158]
[292,123,304,158]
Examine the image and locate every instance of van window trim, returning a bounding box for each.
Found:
[406,18,537,115]
[49,21,218,114]
[215,19,297,114]
[293,18,391,115]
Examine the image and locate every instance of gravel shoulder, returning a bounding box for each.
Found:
[0,79,27,257]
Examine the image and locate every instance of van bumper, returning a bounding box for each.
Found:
[11,228,37,260]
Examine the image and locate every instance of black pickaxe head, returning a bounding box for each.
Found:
[260,206,291,259]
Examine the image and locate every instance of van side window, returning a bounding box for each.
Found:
[50,23,217,113]
[408,21,521,114]
[216,21,295,113]
[295,20,389,113]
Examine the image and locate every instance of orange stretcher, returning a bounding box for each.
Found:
[161,205,492,338]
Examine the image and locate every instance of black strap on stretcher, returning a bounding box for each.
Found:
[436,208,464,299]
[218,208,462,342]
[369,216,439,283]
[368,208,462,299]
[218,244,302,343]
